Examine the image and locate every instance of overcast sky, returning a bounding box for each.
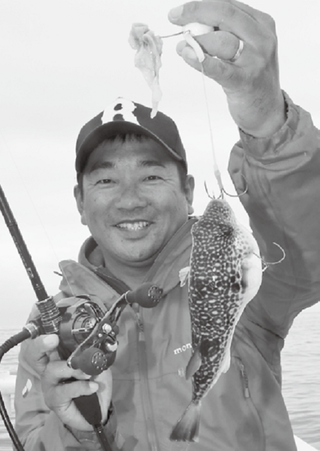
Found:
[1,0,320,328]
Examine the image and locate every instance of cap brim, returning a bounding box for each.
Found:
[76,120,184,173]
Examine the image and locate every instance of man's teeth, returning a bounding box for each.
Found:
[117,221,149,231]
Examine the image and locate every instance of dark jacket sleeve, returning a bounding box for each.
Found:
[228,92,320,338]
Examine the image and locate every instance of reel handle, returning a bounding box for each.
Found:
[70,346,116,376]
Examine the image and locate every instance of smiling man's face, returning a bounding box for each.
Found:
[74,135,194,274]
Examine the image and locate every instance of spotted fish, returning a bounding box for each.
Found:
[170,197,263,442]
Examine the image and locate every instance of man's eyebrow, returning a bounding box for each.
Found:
[89,161,114,173]
[139,159,166,168]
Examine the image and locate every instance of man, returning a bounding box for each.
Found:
[14,1,320,450]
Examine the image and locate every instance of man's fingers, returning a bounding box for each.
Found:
[168,1,252,31]
[176,37,242,78]
[57,380,99,402]
[195,30,242,61]
[45,379,100,430]
[35,334,60,353]
[44,360,92,386]
[176,36,252,96]
[168,1,273,44]
[24,334,60,373]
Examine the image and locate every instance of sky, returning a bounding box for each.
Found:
[0,0,320,328]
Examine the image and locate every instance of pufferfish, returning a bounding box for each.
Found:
[170,198,263,442]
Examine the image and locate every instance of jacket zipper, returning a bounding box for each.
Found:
[135,307,159,451]
[238,360,250,398]
[236,357,265,451]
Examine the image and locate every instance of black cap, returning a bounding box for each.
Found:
[75,97,187,173]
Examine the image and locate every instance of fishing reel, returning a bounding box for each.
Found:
[32,283,163,376]
[57,294,116,375]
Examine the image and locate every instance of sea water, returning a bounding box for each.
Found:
[281,306,320,449]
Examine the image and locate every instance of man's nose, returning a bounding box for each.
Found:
[114,182,148,210]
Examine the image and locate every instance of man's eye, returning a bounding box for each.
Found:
[145,175,161,181]
[96,179,112,185]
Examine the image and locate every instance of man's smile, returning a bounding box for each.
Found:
[115,221,151,231]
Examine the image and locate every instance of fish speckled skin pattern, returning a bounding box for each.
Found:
[170,198,262,442]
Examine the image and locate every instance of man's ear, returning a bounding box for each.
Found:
[185,174,195,215]
[74,185,88,226]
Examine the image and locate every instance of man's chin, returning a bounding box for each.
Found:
[119,244,161,266]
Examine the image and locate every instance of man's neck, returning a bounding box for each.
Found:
[100,254,155,290]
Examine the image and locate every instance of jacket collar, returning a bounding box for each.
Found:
[59,217,197,298]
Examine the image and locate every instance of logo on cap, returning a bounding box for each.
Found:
[101,98,139,126]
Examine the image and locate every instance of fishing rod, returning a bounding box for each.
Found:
[0,184,49,301]
[0,183,47,451]
[0,183,163,450]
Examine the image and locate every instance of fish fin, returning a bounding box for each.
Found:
[185,345,202,380]
[221,346,231,373]
[240,253,263,304]
[179,266,190,286]
[170,401,201,442]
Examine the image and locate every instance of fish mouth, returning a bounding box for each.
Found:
[115,221,151,231]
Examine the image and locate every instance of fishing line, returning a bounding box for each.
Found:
[260,242,286,272]
[198,61,248,201]
[198,73,251,200]
[183,31,227,199]
[183,31,250,202]
[0,131,76,298]
[199,64,224,197]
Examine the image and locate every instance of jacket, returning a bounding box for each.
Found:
[14,93,320,451]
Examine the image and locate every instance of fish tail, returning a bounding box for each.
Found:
[170,401,201,442]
